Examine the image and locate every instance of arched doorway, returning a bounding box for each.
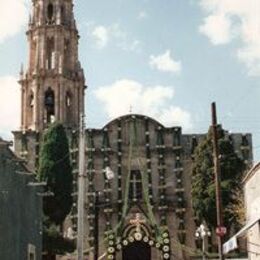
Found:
[122,241,151,260]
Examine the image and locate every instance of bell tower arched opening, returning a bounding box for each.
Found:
[60,5,65,24]
[46,37,55,70]
[27,91,34,128]
[65,91,73,126]
[44,88,55,125]
[64,39,71,70]
[47,3,54,23]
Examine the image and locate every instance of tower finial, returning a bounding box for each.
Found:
[29,13,32,25]
[20,63,24,79]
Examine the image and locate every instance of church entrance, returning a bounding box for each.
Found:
[122,241,151,260]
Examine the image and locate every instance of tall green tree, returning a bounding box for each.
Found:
[38,123,75,259]
[38,122,73,225]
[191,127,246,229]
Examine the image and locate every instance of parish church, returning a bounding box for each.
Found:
[13,0,253,259]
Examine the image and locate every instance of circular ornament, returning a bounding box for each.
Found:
[134,232,142,241]
[129,236,134,243]
[149,240,154,246]
[108,240,114,246]
[108,247,115,253]
[156,242,161,248]
[143,236,149,243]
[163,238,170,244]
[163,245,170,252]
[162,232,169,238]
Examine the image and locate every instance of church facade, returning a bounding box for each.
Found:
[13,1,253,260]
[79,115,252,260]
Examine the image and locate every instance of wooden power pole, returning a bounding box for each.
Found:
[77,114,86,260]
[211,102,225,260]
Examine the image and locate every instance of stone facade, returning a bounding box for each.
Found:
[0,138,43,260]
[66,114,252,260]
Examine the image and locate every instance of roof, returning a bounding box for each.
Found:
[101,114,165,130]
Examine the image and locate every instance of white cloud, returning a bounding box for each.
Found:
[150,50,182,74]
[94,79,192,130]
[138,11,148,19]
[199,0,260,76]
[0,76,20,139]
[90,23,141,52]
[0,0,28,43]
[199,13,233,45]
[92,26,109,48]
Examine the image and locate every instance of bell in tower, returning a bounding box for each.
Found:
[44,87,55,124]
[13,0,86,171]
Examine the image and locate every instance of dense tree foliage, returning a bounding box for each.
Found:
[191,127,245,229]
[38,122,73,225]
[42,217,75,256]
[38,123,75,258]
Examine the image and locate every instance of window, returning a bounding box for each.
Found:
[64,39,70,68]
[129,170,142,200]
[242,135,249,146]
[29,93,34,107]
[46,37,55,69]
[27,92,34,127]
[173,128,181,147]
[65,91,73,125]
[60,5,65,24]
[66,92,72,107]
[47,3,54,21]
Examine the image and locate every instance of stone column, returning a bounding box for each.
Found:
[34,81,39,130]
[21,84,25,130]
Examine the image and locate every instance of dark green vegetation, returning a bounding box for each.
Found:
[38,123,74,256]
[191,127,245,230]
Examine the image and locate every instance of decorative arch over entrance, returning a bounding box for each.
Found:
[106,217,171,260]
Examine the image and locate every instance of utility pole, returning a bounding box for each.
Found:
[211,102,225,260]
[77,113,86,260]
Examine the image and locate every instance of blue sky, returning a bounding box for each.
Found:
[0,0,260,161]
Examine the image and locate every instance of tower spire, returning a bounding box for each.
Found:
[18,0,85,132]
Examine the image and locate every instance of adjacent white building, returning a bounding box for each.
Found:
[224,163,260,259]
[244,163,260,259]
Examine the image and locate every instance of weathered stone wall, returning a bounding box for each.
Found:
[0,138,43,260]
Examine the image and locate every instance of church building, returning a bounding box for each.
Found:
[13,1,253,259]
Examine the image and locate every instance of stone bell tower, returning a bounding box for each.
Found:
[13,0,85,170]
